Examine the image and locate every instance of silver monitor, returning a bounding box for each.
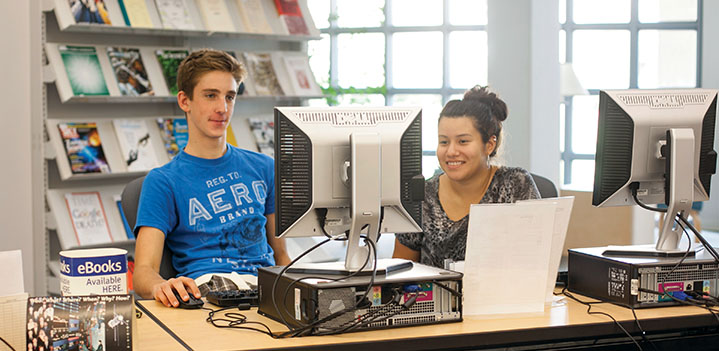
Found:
[593,88,717,256]
[274,106,425,271]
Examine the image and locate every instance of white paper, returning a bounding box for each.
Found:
[0,250,24,295]
[463,201,557,316]
[518,197,575,303]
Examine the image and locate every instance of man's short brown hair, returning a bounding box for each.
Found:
[176,49,246,99]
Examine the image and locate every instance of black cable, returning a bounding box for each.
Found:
[270,234,379,337]
[630,306,658,351]
[676,213,719,263]
[561,287,643,351]
[432,280,462,297]
[630,183,666,213]
[0,336,16,351]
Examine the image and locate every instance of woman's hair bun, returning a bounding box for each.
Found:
[463,85,508,122]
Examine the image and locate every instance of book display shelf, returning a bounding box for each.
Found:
[39,0,322,295]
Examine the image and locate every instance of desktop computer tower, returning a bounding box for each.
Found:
[568,247,719,308]
[257,263,462,333]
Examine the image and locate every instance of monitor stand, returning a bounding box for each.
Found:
[285,258,414,276]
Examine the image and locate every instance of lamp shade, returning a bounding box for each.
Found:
[560,63,588,96]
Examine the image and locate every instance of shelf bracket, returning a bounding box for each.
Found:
[42,0,55,13]
[43,64,56,84]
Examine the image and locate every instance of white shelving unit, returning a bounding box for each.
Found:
[39,0,321,295]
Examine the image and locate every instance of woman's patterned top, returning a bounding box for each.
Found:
[396,166,541,268]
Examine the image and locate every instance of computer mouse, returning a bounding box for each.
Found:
[172,290,204,309]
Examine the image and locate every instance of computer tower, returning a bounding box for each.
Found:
[257,263,462,334]
[568,246,719,308]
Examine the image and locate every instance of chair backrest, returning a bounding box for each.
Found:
[121,176,178,280]
[530,173,558,199]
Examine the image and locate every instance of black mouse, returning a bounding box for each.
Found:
[172,290,204,309]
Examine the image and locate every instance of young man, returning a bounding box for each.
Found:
[133,49,290,307]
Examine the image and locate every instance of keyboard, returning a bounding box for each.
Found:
[206,289,259,308]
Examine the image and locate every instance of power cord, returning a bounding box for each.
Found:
[630,183,666,213]
[0,336,15,351]
[561,287,644,351]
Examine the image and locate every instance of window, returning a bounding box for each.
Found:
[559,0,701,190]
[306,0,488,178]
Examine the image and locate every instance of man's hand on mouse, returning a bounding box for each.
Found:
[152,277,201,308]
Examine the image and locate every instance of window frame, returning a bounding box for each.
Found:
[313,0,488,161]
[560,0,703,186]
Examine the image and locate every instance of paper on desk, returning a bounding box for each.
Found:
[518,197,575,303]
[463,201,556,316]
[0,250,24,296]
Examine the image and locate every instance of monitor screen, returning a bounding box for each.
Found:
[593,88,717,254]
[274,106,425,270]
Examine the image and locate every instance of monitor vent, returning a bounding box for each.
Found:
[699,95,717,195]
[276,113,312,235]
[593,92,634,206]
[400,113,423,226]
[617,93,712,108]
[294,110,412,126]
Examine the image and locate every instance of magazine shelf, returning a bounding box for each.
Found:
[38,0,321,295]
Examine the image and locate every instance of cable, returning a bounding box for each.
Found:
[561,287,643,351]
[630,306,658,351]
[630,183,666,213]
[676,213,719,263]
[0,336,15,351]
[270,234,379,337]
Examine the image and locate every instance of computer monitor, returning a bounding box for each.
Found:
[593,88,718,256]
[274,106,425,271]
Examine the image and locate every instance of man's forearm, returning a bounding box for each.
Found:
[133,265,167,299]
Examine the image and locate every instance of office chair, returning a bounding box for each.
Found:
[121,176,178,279]
[530,173,558,199]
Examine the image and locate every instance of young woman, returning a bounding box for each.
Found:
[393,86,540,268]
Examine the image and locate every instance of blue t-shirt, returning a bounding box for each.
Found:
[135,145,275,279]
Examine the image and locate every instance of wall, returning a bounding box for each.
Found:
[0,1,42,294]
[487,0,561,185]
[701,0,719,231]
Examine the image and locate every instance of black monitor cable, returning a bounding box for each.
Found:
[630,183,666,213]
[270,234,378,337]
[0,336,15,351]
[676,213,719,263]
[561,287,643,351]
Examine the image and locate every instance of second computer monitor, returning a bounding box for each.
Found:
[274,106,425,270]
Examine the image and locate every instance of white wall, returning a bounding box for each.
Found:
[701,0,719,231]
[487,0,560,185]
[0,1,42,294]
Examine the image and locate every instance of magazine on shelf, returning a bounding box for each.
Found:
[154,0,195,30]
[276,52,321,96]
[248,117,274,157]
[273,0,309,35]
[59,45,110,96]
[57,122,111,174]
[235,0,273,33]
[243,52,284,96]
[114,194,134,239]
[64,192,114,246]
[155,49,188,95]
[196,0,236,32]
[107,47,154,96]
[68,0,113,25]
[156,118,188,158]
[27,295,133,351]
[224,51,250,96]
[112,119,159,171]
[117,0,154,27]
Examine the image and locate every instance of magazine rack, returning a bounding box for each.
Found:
[38,0,322,295]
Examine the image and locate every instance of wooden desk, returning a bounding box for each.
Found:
[134,292,719,351]
[135,304,186,350]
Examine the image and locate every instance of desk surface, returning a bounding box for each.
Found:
[135,291,719,351]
